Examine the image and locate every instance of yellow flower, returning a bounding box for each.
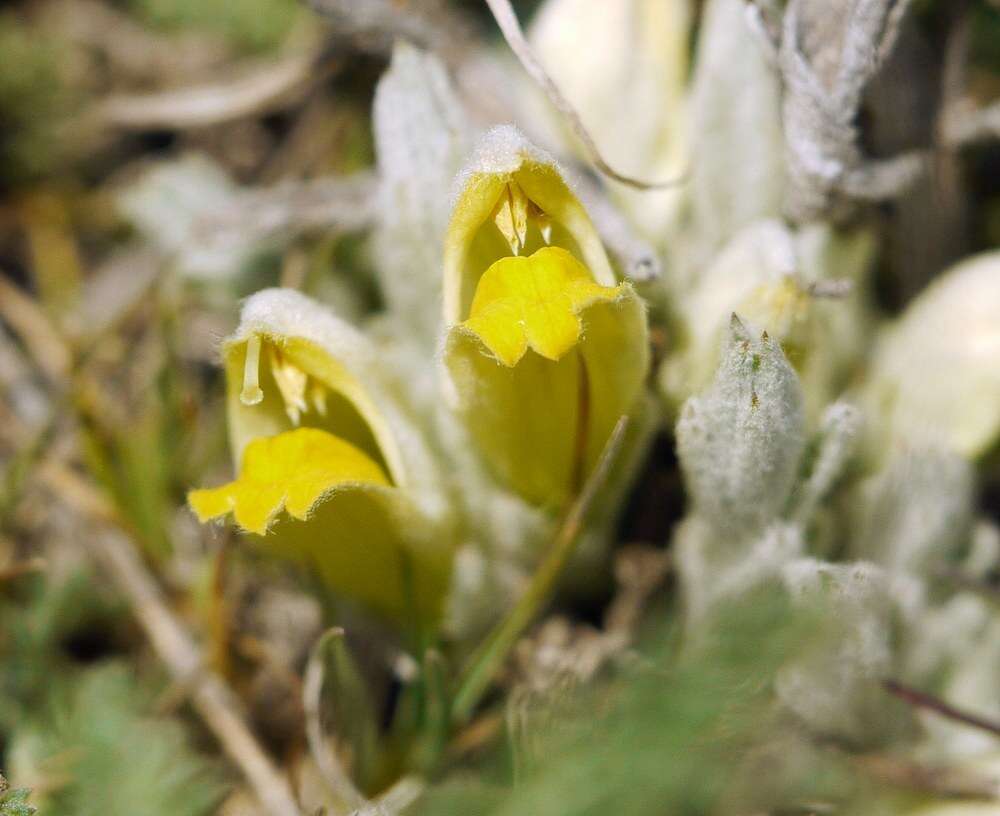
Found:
[442,128,649,508]
[189,289,453,627]
[867,250,1000,458]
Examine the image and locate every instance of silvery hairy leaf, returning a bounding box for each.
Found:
[688,0,784,255]
[372,41,472,344]
[850,447,974,577]
[117,153,241,279]
[777,559,919,747]
[119,154,376,284]
[675,518,804,627]
[789,401,862,525]
[778,0,925,222]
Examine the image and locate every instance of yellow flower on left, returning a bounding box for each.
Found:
[189,289,453,628]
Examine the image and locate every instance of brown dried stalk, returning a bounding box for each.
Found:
[483,0,683,192]
[884,678,1000,739]
[302,628,367,812]
[97,49,327,130]
[39,464,303,816]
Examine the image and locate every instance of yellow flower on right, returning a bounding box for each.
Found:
[442,127,649,508]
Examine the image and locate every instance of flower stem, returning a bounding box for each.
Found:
[451,416,629,725]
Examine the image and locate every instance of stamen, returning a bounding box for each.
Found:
[492,182,531,255]
[536,210,553,245]
[240,334,264,406]
[310,380,328,416]
[268,346,309,425]
[510,183,529,250]
[493,188,518,255]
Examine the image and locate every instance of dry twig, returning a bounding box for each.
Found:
[192,173,377,249]
[302,628,368,813]
[304,0,472,65]
[0,276,72,384]
[605,546,672,637]
[856,752,1000,800]
[483,0,683,191]
[884,678,1000,739]
[38,464,303,816]
[97,50,328,130]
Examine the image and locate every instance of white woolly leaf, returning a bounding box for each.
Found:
[777,559,918,747]
[117,154,242,279]
[372,42,471,343]
[676,518,804,627]
[790,401,862,524]
[850,448,974,576]
[688,0,785,253]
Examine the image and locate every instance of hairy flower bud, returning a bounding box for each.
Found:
[676,315,805,541]
[867,250,1000,458]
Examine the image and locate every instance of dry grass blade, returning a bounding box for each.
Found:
[942,99,1000,147]
[856,752,1000,800]
[96,50,325,130]
[884,678,1000,739]
[303,628,368,813]
[452,416,631,723]
[483,0,684,191]
[194,173,377,247]
[92,528,305,816]
[37,464,303,816]
[374,775,425,814]
[0,276,72,384]
[63,249,161,344]
[304,0,472,64]
[0,558,47,582]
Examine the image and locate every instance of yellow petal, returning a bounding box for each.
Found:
[189,426,390,535]
[189,427,450,625]
[459,246,623,367]
[445,273,649,507]
[261,484,449,626]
